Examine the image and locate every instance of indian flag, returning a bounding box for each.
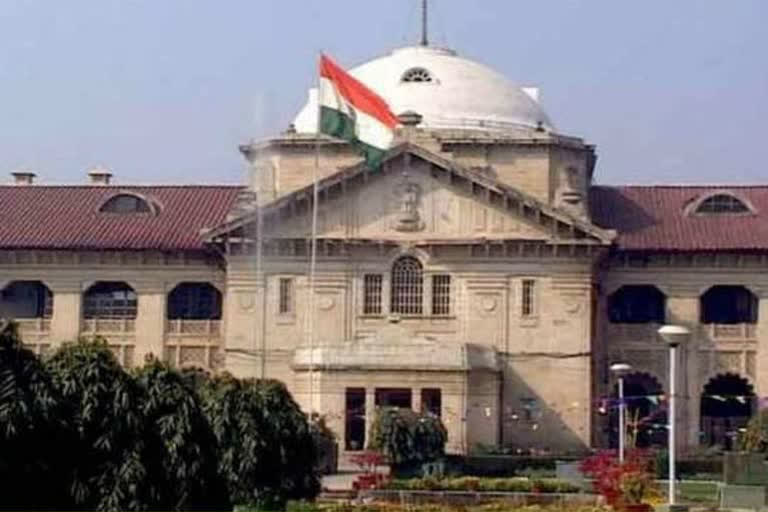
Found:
[319,54,399,168]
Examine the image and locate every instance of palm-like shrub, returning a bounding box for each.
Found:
[0,320,74,510]
[46,338,146,511]
[198,374,320,509]
[134,360,230,511]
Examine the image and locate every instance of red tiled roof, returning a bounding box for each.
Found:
[590,185,768,251]
[0,185,244,251]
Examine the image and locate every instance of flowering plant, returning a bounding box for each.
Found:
[580,450,656,506]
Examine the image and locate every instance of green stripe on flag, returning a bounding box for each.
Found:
[319,106,355,141]
[319,106,386,171]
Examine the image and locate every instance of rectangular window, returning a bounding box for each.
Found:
[363,274,383,315]
[278,278,293,315]
[374,388,412,409]
[421,388,442,417]
[431,274,451,315]
[521,279,536,317]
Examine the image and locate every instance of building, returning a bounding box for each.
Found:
[1,43,764,455]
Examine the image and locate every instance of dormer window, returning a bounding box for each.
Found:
[683,190,755,217]
[99,193,155,214]
[401,67,434,83]
[693,193,752,215]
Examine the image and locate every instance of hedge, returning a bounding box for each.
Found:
[383,476,581,493]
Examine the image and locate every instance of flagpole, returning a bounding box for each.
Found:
[307,51,322,415]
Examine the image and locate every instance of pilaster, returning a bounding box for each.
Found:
[666,294,699,449]
[133,282,166,364]
[48,280,82,343]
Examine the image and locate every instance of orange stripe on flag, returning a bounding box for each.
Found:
[319,54,399,130]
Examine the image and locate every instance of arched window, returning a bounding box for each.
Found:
[99,193,153,214]
[83,281,137,319]
[401,67,434,83]
[700,285,757,324]
[608,285,666,324]
[391,256,423,315]
[694,194,751,214]
[167,283,222,320]
[0,281,52,318]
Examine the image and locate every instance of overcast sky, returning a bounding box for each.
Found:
[1,0,766,185]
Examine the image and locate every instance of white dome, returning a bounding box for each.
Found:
[293,46,554,133]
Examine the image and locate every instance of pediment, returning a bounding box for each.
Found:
[205,143,615,246]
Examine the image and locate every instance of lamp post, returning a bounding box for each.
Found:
[658,324,690,510]
[610,362,633,463]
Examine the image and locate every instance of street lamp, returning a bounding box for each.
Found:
[610,362,633,463]
[657,324,690,509]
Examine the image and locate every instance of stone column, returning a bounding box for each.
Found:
[666,293,700,450]
[48,280,82,343]
[134,282,166,365]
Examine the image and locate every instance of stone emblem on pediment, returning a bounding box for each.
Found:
[392,172,425,232]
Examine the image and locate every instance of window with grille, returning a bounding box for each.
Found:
[431,274,451,315]
[83,281,137,319]
[0,281,53,318]
[363,274,383,315]
[521,279,536,317]
[99,194,153,214]
[391,256,423,315]
[167,282,222,320]
[278,278,293,315]
[695,194,750,214]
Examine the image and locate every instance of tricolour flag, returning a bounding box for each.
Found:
[319,54,399,168]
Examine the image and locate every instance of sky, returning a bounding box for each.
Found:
[0,0,766,186]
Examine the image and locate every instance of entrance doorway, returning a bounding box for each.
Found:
[345,388,366,451]
[700,373,754,450]
[609,372,667,449]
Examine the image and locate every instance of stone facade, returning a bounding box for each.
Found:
[2,45,762,456]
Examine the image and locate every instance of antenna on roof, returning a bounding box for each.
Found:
[420,0,428,46]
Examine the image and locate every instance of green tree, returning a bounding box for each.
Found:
[46,338,146,511]
[0,320,75,510]
[199,374,320,509]
[134,360,230,511]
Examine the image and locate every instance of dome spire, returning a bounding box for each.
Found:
[420,0,428,46]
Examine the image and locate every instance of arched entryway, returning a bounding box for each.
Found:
[608,372,667,449]
[700,373,755,450]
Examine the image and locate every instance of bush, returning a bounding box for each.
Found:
[448,454,578,477]
[654,450,723,479]
[741,408,768,452]
[382,476,580,493]
[369,407,448,468]
[580,450,658,506]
